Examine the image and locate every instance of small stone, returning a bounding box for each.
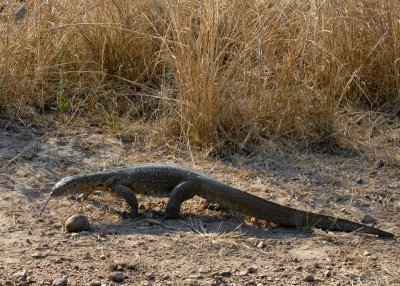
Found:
[239,269,249,276]
[313,262,321,269]
[184,278,199,285]
[356,178,364,184]
[292,257,299,262]
[257,272,268,278]
[65,215,90,232]
[248,265,259,273]
[26,276,35,283]
[325,270,332,277]
[109,272,124,282]
[52,277,68,286]
[116,265,124,271]
[303,274,315,282]
[294,265,302,271]
[90,280,101,286]
[145,272,155,280]
[219,270,231,277]
[54,258,64,264]
[31,252,45,259]
[100,254,107,260]
[210,272,219,278]
[12,270,27,280]
[198,268,208,274]
[361,214,376,224]
[257,241,266,248]
[363,251,371,256]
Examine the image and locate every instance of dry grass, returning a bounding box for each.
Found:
[0,0,399,152]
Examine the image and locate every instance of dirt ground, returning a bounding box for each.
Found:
[0,114,399,286]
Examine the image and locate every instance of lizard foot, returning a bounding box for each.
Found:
[162,213,179,221]
[67,194,84,202]
[120,210,138,220]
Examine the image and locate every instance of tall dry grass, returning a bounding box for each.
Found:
[0,0,399,149]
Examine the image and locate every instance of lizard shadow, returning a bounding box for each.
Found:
[90,213,314,241]
[81,199,315,240]
[78,200,336,240]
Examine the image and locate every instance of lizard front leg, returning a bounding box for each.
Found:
[165,180,198,219]
[110,184,139,218]
[67,189,95,202]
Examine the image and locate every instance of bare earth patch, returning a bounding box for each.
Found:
[0,116,399,286]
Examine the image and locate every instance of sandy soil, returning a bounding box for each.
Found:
[0,114,399,286]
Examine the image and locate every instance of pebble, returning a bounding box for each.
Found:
[31,252,45,259]
[52,277,68,286]
[303,274,315,282]
[361,214,376,224]
[89,280,101,286]
[184,278,199,285]
[12,270,27,280]
[145,272,155,280]
[363,251,371,256]
[248,265,259,273]
[109,272,124,282]
[356,178,364,184]
[325,270,332,277]
[294,265,302,271]
[313,262,321,269]
[219,270,232,277]
[65,215,90,232]
[257,241,266,248]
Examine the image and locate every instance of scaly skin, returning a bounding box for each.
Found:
[43,164,394,238]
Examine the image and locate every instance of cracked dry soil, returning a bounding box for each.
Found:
[0,116,399,286]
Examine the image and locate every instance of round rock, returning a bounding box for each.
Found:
[52,277,68,286]
[303,274,315,282]
[109,272,124,282]
[89,280,102,286]
[65,214,90,232]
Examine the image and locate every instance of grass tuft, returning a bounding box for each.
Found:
[1,0,399,152]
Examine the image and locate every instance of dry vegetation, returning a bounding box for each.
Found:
[0,0,399,155]
[1,2,400,283]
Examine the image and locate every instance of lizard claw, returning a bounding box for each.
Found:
[67,194,84,202]
[162,213,178,221]
[120,210,138,220]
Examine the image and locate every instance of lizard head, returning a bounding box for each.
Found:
[50,172,114,197]
[50,175,89,197]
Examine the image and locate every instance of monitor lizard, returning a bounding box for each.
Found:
[39,164,394,238]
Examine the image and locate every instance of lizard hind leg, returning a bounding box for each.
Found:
[165,180,198,219]
[110,184,139,218]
